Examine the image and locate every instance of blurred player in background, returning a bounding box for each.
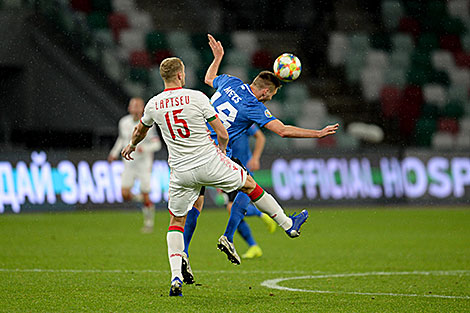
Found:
[182,34,339,267]
[121,57,309,297]
[108,97,161,233]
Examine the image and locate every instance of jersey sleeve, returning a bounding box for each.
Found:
[247,124,259,136]
[213,74,230,90]
[198,92,218,121]
[140,102,154,127]
[247,101,277,127]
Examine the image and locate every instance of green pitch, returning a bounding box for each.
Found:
[0,208,469,312]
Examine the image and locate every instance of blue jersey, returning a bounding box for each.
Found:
[208,74,276,157]
[231,124,259,167]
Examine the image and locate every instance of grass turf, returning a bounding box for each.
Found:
[0,208,469,312]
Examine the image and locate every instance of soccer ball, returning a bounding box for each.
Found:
[273,53,302,82]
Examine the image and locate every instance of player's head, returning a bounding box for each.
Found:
[250,71,281,103]
[128,97,145,118]
[160,57,185,87]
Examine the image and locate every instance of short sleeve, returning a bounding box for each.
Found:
[140,102,154,127]
[213,74,231,90]
[198,93,218,121]
[247,101,277,127]
[247,124,259,136]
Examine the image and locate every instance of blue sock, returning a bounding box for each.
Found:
[224,192,250,242]
[183,207,200,256]
[245,203,262,217]
[237,219,256,246]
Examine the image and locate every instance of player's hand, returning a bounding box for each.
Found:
[208,34,224,60]
[137,146,143,153]
[247,158,260,171]
[107,155,116,163]
[121,144,136,161]
[319,123,339,138]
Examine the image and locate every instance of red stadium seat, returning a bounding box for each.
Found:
[251,50,273,69]
[438,117,460,134]
[317,135,336,148]
[380,86,402,119]
[440,34,462,53]
[152,49,172,66]
[130,51,152,68]
[108,13,129,41]
[398,17,421,40]
[70,0,91,13]
[399,85,423,137]
[455,52,470,68]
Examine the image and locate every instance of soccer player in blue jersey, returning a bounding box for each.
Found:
[181,34,339,282]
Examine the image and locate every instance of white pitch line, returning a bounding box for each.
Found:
[261,271,470,300]
[0,268,318,275]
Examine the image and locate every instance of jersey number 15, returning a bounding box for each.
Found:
[165,109,190,140]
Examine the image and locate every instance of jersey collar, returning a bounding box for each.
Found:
[163,87,183,91]
[245,84,256,97]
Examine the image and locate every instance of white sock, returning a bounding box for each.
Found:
[167,230,184,281]
[142,205,155,228]
[253,192,292,231]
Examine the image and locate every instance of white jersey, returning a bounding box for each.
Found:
[141,87,219,171]
[110,114,161,161]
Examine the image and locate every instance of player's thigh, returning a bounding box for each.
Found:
[197,154,248,193]
[168,170,200,217]
[136,159,152,193]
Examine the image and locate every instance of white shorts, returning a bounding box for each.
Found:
[168,152,248,217]
[121,156,153,193]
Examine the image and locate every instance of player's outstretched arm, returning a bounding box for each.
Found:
[247,129,265,171]
[208,116,229,153]
[264,119,339,138]
[121,122,151,161]
[204,34,224,88]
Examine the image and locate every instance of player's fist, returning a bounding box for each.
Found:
[319,123,339,138]
[107,155,117,163]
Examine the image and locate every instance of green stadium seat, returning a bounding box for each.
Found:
[431,71,450,86]
[390,50,411,70]
[87,11,108,30]
[443,16,467,35]
[417,33,440,52]
[381,0,404,30]
[145,31,167,54]
[421,103,440,119]
[426,0,448,22]
[407,66,432,86]
[404,0,424,19]
[348,33,370,52]
[411,50,432,69]
[415,117,437,146]
[91,0,111,13]
[345,52,366,84]
[443,100,465,118]
[129,67,149,85]
[448,84,469,103]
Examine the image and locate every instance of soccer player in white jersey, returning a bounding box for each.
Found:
[121,57,310,297]
[108,97,161,233]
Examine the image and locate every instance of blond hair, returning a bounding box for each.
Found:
[160,57,184,82]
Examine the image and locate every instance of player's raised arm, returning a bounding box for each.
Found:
[264,119,339,138]
[204,34,224,88]
[208,116,229,153]
[121,122,151,160]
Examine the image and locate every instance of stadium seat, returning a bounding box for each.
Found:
[146,31,166,53]
[366,50,389,69]
[285,83,309,103]
[390,50,411,70]
[129,51,151,68]
[381,0,404,30]
[101,49,123,82]
[440,34,462,53]
[129,67,149,84]
[119,29,146,55]
[345,52,366,84]
[417,33,440,52]
[415,117,437,146]
[349,33,370,52]
[231,31,259,56]
[447,0,470,22]
[432,131,455,149]
[70,0,92,13]
[122,81,146,97]
[302,99,328,122]
[251,49,272,70]
[423,83,447,107]
[92,29,115,48]
[87,11,108,30]
[149,66,164,91]
[442,16,467,36]
[91,0,112,13]
[430,70,450,86]
[221,65,248,82]
[178,48,202,70]
[407,66,432,86]
[151,49,172,66]
[108,12,129,41]
[391,33,414,53]
[127,10,153,31]
[384,68,407,87]
[431,50,455,72]
[455,52,470,68]
[380,86,402,118]
[398,16,421,39]
[462,34,470,53]
[447,84,469,103]
[371,32,392,51]
[328,32,349,66]
[111,0,135,12]
[225,48,251,68]
[449,68,470,88]
[443,100,465,118]
[167,31,192,51]
[455,132,470,148]
[438,117,460,134]
[421,102,440,119]
[399,85,423,136]
[361,67,385,101]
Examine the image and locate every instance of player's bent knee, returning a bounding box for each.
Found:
[240,176,256,194]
